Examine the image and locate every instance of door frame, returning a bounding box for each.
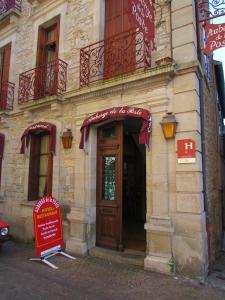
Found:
[96,121,123,250]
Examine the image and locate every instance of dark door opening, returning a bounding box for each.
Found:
[96,119,146,253]
[123,118,146,253]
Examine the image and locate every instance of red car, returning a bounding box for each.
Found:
[0,219,10,248]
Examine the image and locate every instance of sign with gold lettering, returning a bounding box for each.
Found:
[33,196,64,257]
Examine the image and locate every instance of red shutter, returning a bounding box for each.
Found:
[28,135,41,201]
[0,157,2,187]
[1,43,11,84]
[104,0,135,78]
[105,0,123,39]
[0,48,3,86]
[36,27,46,67]
[122,0,133,31]
[55,15,60,59]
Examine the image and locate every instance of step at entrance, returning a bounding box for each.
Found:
[89,247,144,268]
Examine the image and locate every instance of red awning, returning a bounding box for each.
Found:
[79,106,152,149]
[0,133,5,158]
[20,122,56,155]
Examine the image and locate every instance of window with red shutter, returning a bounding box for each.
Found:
[36,16,60,67]
[28,133,53,201]
[0,43,11,88]
[0,43,12,110]
[104,0,135,79]
[35,16,60,98]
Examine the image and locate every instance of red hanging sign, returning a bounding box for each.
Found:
[33,196,64,257]
[177,139,196,164]
[203,22,225,55]
[128,0,155,44]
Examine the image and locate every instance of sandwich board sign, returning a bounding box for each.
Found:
[30,195,75,269]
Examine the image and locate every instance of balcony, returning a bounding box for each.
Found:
[0,81,15,111]
[18,58,68,104]
[0,0,21,16]
[80,27,151,87]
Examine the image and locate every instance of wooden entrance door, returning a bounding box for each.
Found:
[96,122,123,250]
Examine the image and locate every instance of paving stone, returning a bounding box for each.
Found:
[0,242,225,300]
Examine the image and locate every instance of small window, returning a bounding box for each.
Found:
[102,126,116,138]
[28,133,53,201]
[102,156,116,201]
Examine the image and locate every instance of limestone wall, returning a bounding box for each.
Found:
[0,0,223,279]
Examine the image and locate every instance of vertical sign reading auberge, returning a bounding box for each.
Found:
[33,196,64,257]
[128,0,155,44]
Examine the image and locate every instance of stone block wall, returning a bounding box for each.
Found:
[0,0,223,279]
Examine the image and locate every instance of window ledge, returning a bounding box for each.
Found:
[20,201,34,207]
[19,94,62,111]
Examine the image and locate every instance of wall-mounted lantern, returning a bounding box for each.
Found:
[61,129,73,149]
[160,112,177,139]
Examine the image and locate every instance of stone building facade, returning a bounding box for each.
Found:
[0,0,224,279]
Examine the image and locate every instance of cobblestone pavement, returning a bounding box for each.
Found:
[207,252,225,291]
[1,242,225,300]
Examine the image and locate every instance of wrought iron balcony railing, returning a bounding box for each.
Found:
[80,27,151,87]
[0,81,15,111]
[0,0,22,16]
[18,58,68,104]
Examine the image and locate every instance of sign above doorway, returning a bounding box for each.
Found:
[79,106,152,150]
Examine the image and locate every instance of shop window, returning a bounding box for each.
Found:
[28,133,53,201]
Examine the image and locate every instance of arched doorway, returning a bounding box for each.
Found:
[96,119,146,252]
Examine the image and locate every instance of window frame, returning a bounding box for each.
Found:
[28,131,53,201]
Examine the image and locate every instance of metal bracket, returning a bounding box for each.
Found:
[29,250,76,269]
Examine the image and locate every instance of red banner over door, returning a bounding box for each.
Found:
[79,106,152,149]
[203,22,225,55]
[33,196,64,257]
[127,0,155,44]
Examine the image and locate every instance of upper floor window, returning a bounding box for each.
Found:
[80,0,151,86]
[18,15,67,103]
[105,0,132,37]
[36,16,60,67]
[0,43,11,89]
[0,43,14,111]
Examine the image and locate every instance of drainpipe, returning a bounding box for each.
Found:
[195,1,210,274]
[199,77,210,273]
